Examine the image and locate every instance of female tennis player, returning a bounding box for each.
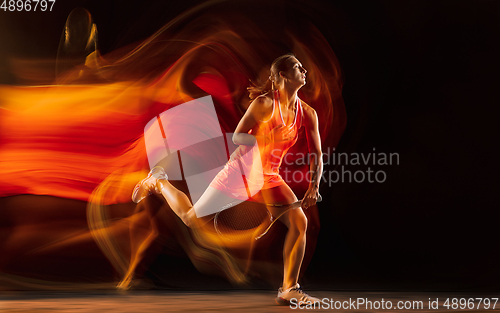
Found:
[131,54,323,304]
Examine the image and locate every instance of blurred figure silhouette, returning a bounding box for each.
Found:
[56,8,104,84]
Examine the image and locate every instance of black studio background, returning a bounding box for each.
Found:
[0,0,499,291]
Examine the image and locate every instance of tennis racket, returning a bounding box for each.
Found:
[214,195,322,241]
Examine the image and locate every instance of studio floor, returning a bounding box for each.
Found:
[1,290,498,312]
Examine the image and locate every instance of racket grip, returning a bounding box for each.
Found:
[317,194,322,202]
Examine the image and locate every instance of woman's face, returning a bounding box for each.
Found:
[281,57,307,87]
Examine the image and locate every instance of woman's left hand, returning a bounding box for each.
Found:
[301,186,320,209]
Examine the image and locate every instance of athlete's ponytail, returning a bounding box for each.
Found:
[248,53,296,100]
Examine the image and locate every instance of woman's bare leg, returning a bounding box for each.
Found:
[133,170,199,227]
[260,184,307,290]
[118,204,162,290]
[279,207,308,290]
[156,180,238,228]
[155,179,197,227]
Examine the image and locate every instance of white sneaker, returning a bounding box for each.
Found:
[276,283,320,305]
[131,166,168,203]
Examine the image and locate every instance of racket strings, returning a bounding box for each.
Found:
[215,202,274,240]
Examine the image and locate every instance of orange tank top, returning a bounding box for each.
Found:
[249,90,303,176]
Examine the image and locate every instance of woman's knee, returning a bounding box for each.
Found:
[181,208,198,228]
[287,209,308,234]
[181,211,193,228]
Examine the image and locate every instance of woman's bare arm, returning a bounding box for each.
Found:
[302,103,323,208]
[232,95,272,146]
